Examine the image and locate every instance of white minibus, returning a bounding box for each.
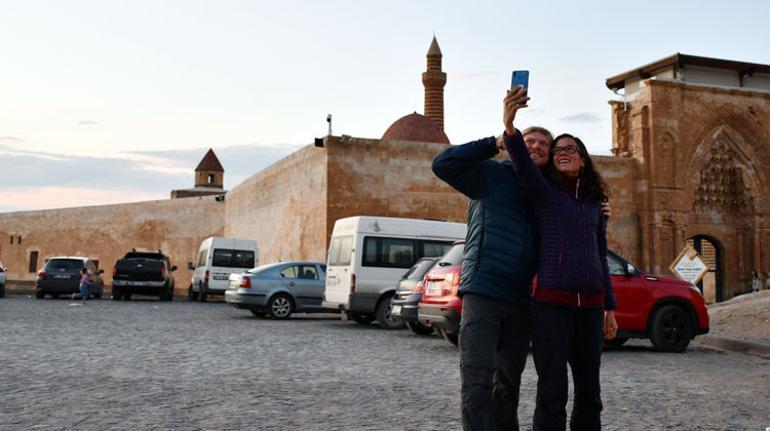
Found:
[322,216,466,329]
[188,237,258,301]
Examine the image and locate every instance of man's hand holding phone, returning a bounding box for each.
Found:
[503,86,529,135]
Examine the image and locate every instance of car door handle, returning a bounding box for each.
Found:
[288,281,295,286]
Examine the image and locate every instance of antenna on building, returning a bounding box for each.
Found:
[326,114,332,136]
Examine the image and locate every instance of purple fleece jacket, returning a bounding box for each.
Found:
[504,129,616,310]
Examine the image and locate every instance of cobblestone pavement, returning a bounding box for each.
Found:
[1,295,768,431]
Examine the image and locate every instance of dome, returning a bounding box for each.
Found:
[381,112,450,144]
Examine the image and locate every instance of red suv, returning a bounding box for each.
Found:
[419,244,710,352]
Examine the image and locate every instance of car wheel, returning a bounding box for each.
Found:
[36,291,45,299]
[438,328,459,346]
[250,309,267,318]
[160,285,173,301]
[199,287,208,302]
[123,292,132,301]
[112,287,122,300]
[376,296,406,330]
[188,284,199,301]
[604,337,628,347]
[267,294,294,320]
[93,292,102,299]
[350,313,375,325]
[52,293,60,299]
[0,285,5,298]
[650,305,693,352]
[407,321,434,335]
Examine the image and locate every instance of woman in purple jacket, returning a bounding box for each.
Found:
[502,86,618,430]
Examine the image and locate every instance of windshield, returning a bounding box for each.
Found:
[437,243,464,267]
[402,258,438,280]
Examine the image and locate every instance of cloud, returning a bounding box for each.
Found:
[77,120,100,126]
[0,144,302,211]
[0,136,24,142]
[558,112,604,124]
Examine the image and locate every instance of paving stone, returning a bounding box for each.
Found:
[0,296,768,430]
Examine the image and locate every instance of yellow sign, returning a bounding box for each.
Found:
[669,244,709,284]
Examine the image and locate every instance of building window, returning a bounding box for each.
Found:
[208,174,215,184]
[29,251,39,273]
[9,236,13,245]
[17,235,21,244]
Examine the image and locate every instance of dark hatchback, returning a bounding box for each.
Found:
[36,257,104,299]
[390,257,438,335]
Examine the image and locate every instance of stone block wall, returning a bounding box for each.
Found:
[0,196,225,294]
[224,145,328,264]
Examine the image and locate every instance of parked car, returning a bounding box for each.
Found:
[35,257,105,299]
[322,216,466,329]
[0,262,6,298]
[391,257,439,335]
[112,250,177,301]
[419,245,710,352]
[417,242,464,345]
[226,262,329,319]
[188,236,258,302]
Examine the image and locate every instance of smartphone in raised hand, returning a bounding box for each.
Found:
[511,70,529,92]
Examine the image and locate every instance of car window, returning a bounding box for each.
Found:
[437,243,464,267]
[212,249,255,268]
[607,253,626,275]
[318,265,326,277]
[196,249,207,267]
[44,259,85,271]
[362,237,416,268]
[280,265,299,279]
[328,236,353,266]
[421,241,453,258]
[299,265,319,280]
[403,258,438,280]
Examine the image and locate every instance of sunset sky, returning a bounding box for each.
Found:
[2,0,769,212]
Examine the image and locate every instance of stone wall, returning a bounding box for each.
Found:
[594,156,641,267]
[0,196,225,294]
[224,145,328,264]
[611,79,770,299]
[325,136,468,243]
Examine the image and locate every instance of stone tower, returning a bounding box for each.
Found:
[195,149,224,188]
[422,36,447,131]
[170,148,227,198]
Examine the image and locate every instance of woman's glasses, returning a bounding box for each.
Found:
[552,145,579,156]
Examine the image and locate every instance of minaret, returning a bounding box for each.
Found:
[422,36,447,131]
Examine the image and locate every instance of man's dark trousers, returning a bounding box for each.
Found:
[531,300,604,431]
[460,293,531,431]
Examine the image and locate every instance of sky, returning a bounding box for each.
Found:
[2,0,769,212]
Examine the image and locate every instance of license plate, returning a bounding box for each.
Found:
[54,275,70,279]
[426,281,443,296]
[391,305,402,315]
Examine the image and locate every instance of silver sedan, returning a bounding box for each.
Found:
[225,262,329,319]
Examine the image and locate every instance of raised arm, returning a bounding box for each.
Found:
[432,137,500,199]
[500,88,550,204]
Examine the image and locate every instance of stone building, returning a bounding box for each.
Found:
[1,46,768,303]
[170,149,227,198]
[603,53,770,302]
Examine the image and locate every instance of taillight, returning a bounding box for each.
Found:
[442,268,462,296]
[37,271,47,279]
[239,276,251,289]
[204,270,210,283]
[350,273,356,294]
[413,280,425,294]
[161,262,167,280]
[112,265,117,279]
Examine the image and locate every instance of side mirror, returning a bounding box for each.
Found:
[187,262,194,270]
[99,269,105,274]
[626,263,636,276]
[171,265,178,272]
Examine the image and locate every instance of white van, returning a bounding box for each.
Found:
[322,216,466,329]
[188,237,258,302]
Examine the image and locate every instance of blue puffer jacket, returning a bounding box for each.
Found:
[432,136,538,305]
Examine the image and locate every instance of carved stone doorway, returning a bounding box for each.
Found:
[688,235,722,303]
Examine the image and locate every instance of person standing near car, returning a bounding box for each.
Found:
[502,86,617,431]
[78,268,92,304]
[432,120,554,430]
